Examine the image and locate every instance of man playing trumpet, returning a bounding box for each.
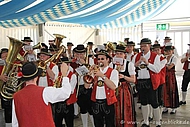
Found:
[85,49,119,127]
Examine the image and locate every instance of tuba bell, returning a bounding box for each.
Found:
[53,34,66,49]
[0,37,24,99]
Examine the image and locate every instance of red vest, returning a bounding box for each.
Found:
[183,53,190,70]
[19,47,25,57]
[66,71,77,105]
[47,62,56,86]
[160,56,166,84]
[94,57,98,65]
[14,85,55,127]
[91,67,117,105]
[160,46,165,55]
[0,65,3,74]
[135,52,160,90]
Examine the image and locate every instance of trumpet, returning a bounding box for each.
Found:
[83,64,101,84]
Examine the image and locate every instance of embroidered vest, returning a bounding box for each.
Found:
[135,52,160,90]
[47,62,56,86]
[91,67,117,105]
[66,71,77,105]
[183,53,190,70]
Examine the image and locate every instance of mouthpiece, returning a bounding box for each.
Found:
[99,63,104,67]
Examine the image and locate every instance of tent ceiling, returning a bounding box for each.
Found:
[0,0,176,28]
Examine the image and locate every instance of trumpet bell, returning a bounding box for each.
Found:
[83,75,94,84]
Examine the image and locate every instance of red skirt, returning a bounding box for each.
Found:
[115,82,136,127]
[163,69,179,108]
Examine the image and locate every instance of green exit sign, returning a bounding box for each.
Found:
[156,23,170,30]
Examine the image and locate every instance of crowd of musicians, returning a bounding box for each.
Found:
[0,36,190,127]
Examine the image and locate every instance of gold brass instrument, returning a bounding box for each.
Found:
[53,34,66,49]
[53,75,63,88]
[106,41,116,51]
[53,45,66,64]
[118,41,127,47]
[33,42,42,50]
[0,37,24,99]
[1,64,24,99]
[83,46,94,84]
[38,46,65,77]
[83,64,100,85]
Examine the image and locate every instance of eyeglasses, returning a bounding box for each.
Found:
[98,58,105,60]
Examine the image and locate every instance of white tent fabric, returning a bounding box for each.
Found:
[0,0,176,28]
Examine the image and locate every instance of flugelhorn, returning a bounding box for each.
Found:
[38,46,65,76]
[33,42,42,50]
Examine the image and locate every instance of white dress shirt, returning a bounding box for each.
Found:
[68,72,77,94]
[109,59,136,76]
[38,63,59,87]
[167,54,177,66]
[12,77,71,127]
[159,54,167,69]
[66,49,73,60]
[96,66,119,99]
[126,51,134,62]
[182,53,190,69]
[132,51,161,79]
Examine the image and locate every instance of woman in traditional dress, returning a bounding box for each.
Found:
[162,45,179,114]
[110,44,136,127]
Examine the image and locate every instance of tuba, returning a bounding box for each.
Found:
[0,37,24,99]
[53,34,66,49]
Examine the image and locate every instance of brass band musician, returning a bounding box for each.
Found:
[54,57,77,127]
[73,44,95,127]
[179,43,190,105]
[0,48,11,126]
[37,48,59,87]
[85,49,119,127]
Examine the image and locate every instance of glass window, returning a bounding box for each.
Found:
[182,31,190,54]
[174,32,182,56]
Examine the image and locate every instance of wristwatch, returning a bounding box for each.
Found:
[102,75,107,80]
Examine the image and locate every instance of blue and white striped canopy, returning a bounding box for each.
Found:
[0,0,176,28]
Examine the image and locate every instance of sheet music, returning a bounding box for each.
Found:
[75,65,89,76]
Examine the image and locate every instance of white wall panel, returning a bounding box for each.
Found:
[44,22,95,48]
[0,26,38,48]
